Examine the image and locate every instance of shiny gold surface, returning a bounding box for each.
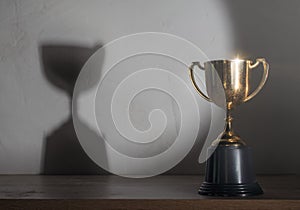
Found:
[189,58,269,146]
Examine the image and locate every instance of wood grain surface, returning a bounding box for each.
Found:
[0,175,299,210]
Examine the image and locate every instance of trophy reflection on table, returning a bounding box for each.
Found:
[189,58,269,196]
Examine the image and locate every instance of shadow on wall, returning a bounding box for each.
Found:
[39,43,109,174]
[38,42,207,176]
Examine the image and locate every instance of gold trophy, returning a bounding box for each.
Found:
[189,58,269,196]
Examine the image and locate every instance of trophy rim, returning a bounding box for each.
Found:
[204,59,251,65]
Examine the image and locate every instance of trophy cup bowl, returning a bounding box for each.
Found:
[189,58,269,196]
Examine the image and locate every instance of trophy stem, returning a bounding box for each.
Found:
[225,110,233,134]
[212,108,246,146]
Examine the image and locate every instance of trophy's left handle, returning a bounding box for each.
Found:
[244,58,269,102]
[189,62,212,102]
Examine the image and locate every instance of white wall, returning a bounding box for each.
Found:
[0,0,299,174]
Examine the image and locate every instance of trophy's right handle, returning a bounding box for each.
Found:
[189,62,212,102]
[244,58,269,102]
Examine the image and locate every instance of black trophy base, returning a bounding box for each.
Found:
[199,145,263,197]
[199,182,263,197]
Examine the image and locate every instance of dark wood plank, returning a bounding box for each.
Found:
[0,175,299,210]
[0,199,300,210]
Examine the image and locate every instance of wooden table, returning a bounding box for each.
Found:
[0,175,299,210]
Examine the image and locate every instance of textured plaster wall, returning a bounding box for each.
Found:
[0,0,299,174]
